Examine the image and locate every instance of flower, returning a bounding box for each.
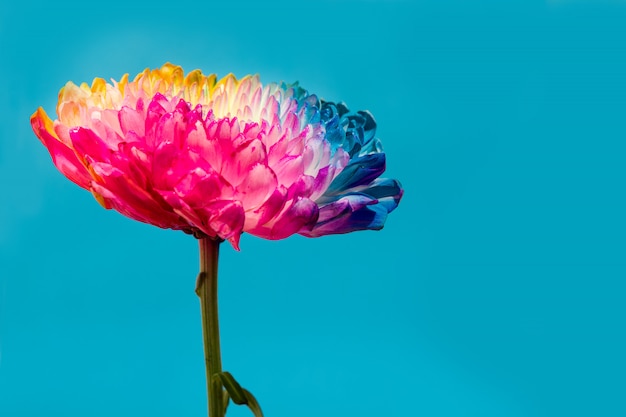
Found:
[31,63,403,249]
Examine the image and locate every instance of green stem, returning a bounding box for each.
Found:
[197,237,224,417]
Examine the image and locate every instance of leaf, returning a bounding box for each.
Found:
[217,371,264,417]
[222,389,230,416]
[218,371,247,405]
[242,388,264,417]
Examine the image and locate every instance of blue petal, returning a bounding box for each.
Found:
[320,101,380,157]
[325,153,386,195]
[359,137,383,156]
[343,203,388,231]
[301,195,389,237]
[320,102,351,155]
[356,110,377,143]
[358,178,403,211]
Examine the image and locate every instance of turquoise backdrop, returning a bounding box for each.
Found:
[1,1,625,416]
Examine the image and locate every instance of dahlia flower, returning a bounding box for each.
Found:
[31,63,402,250]
[30,64,403,417]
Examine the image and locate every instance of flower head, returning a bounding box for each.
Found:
[31,63,402,249]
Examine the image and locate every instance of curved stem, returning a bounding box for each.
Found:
[197,237,224,417]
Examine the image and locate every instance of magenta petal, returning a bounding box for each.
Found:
[309,166,331,200]
[159,190,213,236]
[208,117,240,154]
[263,197,319,240]
[301,194,384,238]
[69,127,112,165]
[91,181,158,225]
[90,162,180,228]
[197,200,245,248]
[116,141,151,189]
[152,140,186,189]
[286,175,315,200]
[31,111,91,189]
[174,167,225,205]
[161,191,244,247]
[152,138,214,191]
[319,194,372,220]
[155,104,187,149]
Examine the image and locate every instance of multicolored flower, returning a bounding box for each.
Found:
[31,63,402,249]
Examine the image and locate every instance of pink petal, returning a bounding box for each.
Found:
[250,197,318,240]
[272,154,304,187]
[119,105,146,137]
[267,127,289,166]
[237,163,277,211]
[198,119,224,173]
[221,138,268,186]
[302,138,330,176]
[185,112,209,151]
[243,186,287,231]
[144,93,170,149]
[155,107,186,149]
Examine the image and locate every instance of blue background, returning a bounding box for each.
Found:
[1,0,625,416]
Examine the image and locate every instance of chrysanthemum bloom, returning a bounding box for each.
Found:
[31,63,402,250]
[31,64,403,417]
